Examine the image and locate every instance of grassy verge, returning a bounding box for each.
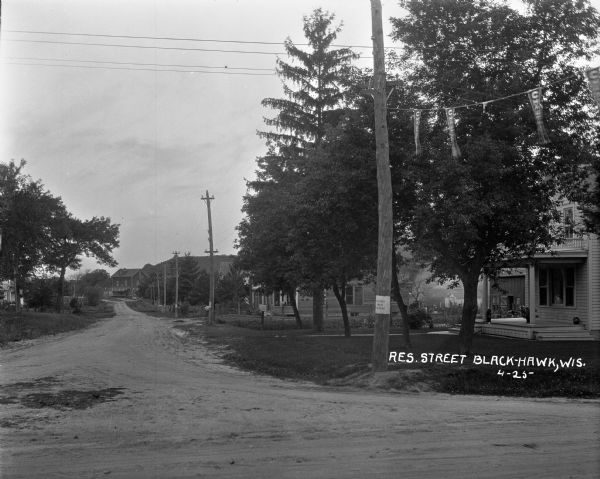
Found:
[126,299,206,320]
[0,301,115,345]
[177,321,600,398]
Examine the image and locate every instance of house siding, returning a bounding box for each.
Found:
[589,235,600,335]
[536,261,589,324]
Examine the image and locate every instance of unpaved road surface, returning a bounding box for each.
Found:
[1,302,599,478]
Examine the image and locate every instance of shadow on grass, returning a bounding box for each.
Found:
[179,322,600,398]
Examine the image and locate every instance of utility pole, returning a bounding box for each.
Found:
[202,191,217,325]
[156,271,161,307]
[370,0,394,372]
[163,262,167,312]
[172,251,180,318]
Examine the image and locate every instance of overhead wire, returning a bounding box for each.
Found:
[2,38,286,55]
[3,61,276,75]
[1,55,275,72]
[2,29,402,50]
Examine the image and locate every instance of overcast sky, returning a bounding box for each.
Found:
[1,0,598,276]
[0,0,406,274]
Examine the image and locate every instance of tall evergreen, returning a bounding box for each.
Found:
[240,9,357,331]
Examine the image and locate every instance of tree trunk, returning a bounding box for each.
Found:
[288,287,303,329]
[458,274,480,354]
[312,287,324,332]
[56,267,66,313]
[391,250,411,348]
[14,276,20,313]
[332,283,351,337]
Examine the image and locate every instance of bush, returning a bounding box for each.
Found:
[179,301,190,316]
[84,286,103,307]
[25,278,58,311]
[407,306,432,329]
[69,297,82,314]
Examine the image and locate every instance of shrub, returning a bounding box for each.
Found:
[69,297,82,314]
[84,286,103,307]
[407,306,432,329]
[180,301,190,316]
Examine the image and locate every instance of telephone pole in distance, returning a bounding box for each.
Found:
[202,191,217,325]
[172,251,180,318]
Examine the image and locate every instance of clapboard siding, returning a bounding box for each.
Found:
[535,260,588,324]
[590,235,600,333]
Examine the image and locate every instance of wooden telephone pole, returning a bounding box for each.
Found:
[156,272,161,307]
[370,0,394,372]
[163,262,167,311]
[172,251,180,318]
[202,191,217,325]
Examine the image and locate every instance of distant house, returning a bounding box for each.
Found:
[144,255,235,279]
[480,199,599,340]
[111,268,147,298]
[250,281,374,318]
[0,280,16,304]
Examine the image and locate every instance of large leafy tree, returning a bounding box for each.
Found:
[0,161,65,311]
[390,0,600,353]
[290,118,379,336]
[240,8,357,331]
[45,213,119,312]
[237,179,305,327]
[578,158,600,234]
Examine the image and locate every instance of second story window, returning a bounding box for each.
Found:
[563,207,574,239]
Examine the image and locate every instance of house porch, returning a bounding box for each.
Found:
[475,316,595,341]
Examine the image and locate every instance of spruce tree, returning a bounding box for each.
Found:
[240,9,357,331]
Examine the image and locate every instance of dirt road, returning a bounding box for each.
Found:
[1,301,598,478]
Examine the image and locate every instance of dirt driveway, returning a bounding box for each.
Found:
[1,301,598,478]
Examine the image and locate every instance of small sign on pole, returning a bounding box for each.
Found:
[375,295,391,315]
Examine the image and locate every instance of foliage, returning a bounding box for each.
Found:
[24,277,59,311]
[45,213,119,311]
[238,8,358,331]
[289,120,379,335]
[0,161,119,312]
[389,0,600,352]
[78,269,111,289]
[406,305,432,330]
[215,263,249,305]
[177,253,199,304]
[83,286,103,307]
[578,158,600,234]
[69,297,82,314]
[0,161,66,298]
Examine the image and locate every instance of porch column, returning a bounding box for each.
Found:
[527,263,536,326]
[481,275,489,317]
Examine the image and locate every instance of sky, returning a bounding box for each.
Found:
[0,0,599,276]
[0,0,406,275]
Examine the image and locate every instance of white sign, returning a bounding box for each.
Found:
[375,295,391,315]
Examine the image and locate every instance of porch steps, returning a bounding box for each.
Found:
[534,326,595,341]
[476,322,595,341]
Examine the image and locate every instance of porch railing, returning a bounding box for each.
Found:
[552,237,588,250]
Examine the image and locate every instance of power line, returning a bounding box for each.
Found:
[1,55,275,72]
[3,61,276,76]
[2,38,286,55]
[4,29,402,50]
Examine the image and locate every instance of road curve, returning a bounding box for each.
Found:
[1,301,598,478]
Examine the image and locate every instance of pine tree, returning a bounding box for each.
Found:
[240,9,357,331]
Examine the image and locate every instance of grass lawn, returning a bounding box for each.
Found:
[176,320,600,398]
[0,301,115,345]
